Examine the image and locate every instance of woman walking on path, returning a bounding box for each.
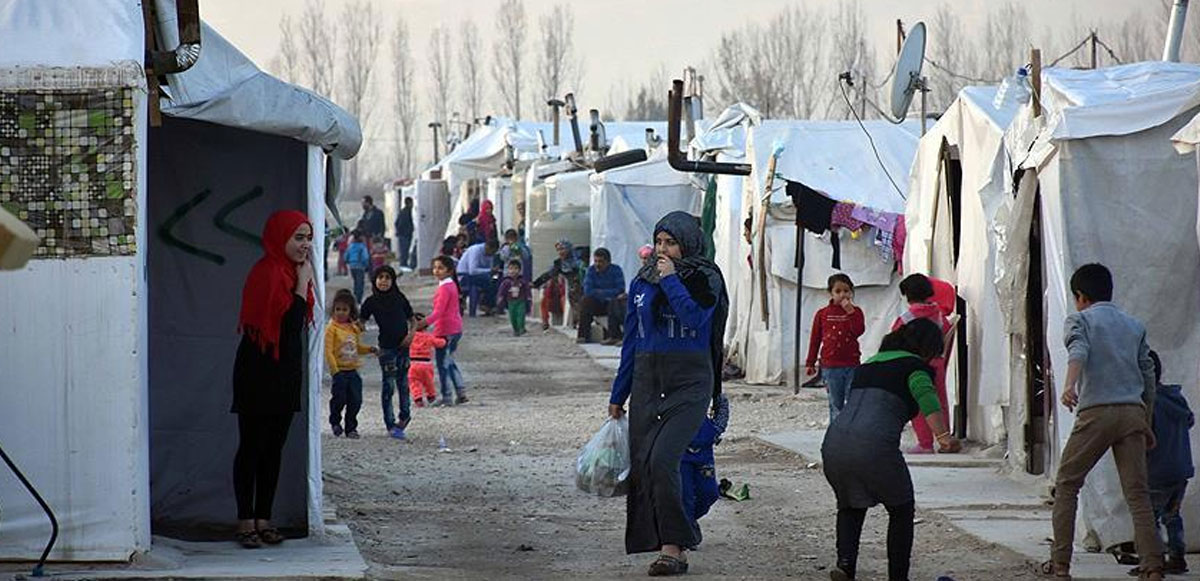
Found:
[231,210,315,549]
[820,319,961,581]
[608,211,729,576]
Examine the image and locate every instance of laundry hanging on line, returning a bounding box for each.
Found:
[785,179,907,270]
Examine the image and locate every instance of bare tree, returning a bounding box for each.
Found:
[297,0,338,98]
[784,6,829,119]
[336,1,382,196]
[458,20,485,121]
[980,1,1031,78]
[536,4,583,119]
[391,16,419,177]
[618,66,671,121]
[428,25,454,127]
[929,5,969,110]
[827,0,879,119]
[491,0,528,119]
[1109,11,1158,64]
[270,14,303,83]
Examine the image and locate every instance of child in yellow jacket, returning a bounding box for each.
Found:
[325,289,377,438]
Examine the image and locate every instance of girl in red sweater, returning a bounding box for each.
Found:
[805,274,866,422]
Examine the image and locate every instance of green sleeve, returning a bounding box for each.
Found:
[908,370,941,416]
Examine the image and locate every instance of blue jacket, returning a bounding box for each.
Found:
[1148,383,1194,486]
[345,242,370,270]
[609,274,716,405]
[683,395,730,465]
[584,264,626,302]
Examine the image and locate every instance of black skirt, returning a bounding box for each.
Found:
[231,295,307,414]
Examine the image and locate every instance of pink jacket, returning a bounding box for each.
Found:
[426,279,463,337]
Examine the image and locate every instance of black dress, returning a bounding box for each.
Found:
[231,295,307,414]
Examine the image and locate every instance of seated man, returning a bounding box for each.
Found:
[456,238,500,317]
[578,247,626,345]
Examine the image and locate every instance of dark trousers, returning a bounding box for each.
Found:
[233,413,294,520]
[463,273,496,317]
[379,349,411,430]
[397,233,413,268]
[836,501,915,581]
[578,296,625,340]
[329,370,363,432]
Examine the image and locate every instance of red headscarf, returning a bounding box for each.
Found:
[238,210,316,359]
[477,199,496,241]
[930,277,956,317]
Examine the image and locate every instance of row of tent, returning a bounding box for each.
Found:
[1,0,1199,562]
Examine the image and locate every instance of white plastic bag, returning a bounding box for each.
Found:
[575,417,631,497]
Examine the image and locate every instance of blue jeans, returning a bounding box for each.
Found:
[379,348,411,430]
[1151,480,1188,555]
[435,333,466,402]
[350,268,366,302]
[462,273,496,317]
[329,370,363,432]
[823,366,856,422]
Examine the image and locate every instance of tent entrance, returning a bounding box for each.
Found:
[1023,186,1049,475]
[937,142,970,438]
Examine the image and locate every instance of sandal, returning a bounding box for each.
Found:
[236,530,262,549]
[1039,560,1071,579]
[647,554,688,576]
[257,527,285,545]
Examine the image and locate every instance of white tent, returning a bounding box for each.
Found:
[0,0,359,560]
[589,149,704,280]
[908,62,1200,552]
[718,117,920,386]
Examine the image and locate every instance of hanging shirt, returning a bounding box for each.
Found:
[831,202,865,231]
[850,206,900,233]
[787,181,836,234]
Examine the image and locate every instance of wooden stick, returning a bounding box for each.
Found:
[756,154,779,327]
[1031,48,1043,118]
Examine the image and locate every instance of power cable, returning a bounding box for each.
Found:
[1093,36,1125,65]
[1048,34,1092,67]
[838,79,906,201]
[922,57,1001,84]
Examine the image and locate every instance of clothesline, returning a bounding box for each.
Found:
[786,180,908,273]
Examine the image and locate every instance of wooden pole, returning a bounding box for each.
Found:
[793,228,805,394]
[1090,31,1098,69]
[1031,49,1042,118]
[756,154,780,326]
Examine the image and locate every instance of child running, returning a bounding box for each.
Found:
[1047,263,1163,581]
[680,394,731,546]
[496,259,532,336]
[892,273,953,454]
[806,274,865,422]
[1134,350,1193,576]
[324,289,376,439]
[407,323,445,407]
[418,255,469,406]
[358,266,415,440]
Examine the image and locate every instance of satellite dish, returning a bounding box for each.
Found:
[887,21,926,123]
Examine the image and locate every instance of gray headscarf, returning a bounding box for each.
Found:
[637,211,729,405]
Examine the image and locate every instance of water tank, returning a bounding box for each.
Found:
[415,179,450,274]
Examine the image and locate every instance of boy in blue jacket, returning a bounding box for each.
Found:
[680,394,730,546]
[1143,351,1194,575]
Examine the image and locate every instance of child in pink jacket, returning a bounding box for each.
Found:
[419,255,468,406]
[892,274,955,454]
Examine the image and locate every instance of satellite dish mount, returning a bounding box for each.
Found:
[885,21,929,133]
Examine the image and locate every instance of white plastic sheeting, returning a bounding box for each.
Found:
[589,155,703,280]
[903,86,1021,450]
[153,0,361,159]
[0,0,150,561]
[728,119,920,385]
[1040,62,1200,141]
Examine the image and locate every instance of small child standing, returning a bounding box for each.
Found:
[408,326,446,407]
[1141,350,1194,575]
[345,232,370,302]
[680,395,731,545]
[324,290,376,438]
[892,273,953,454]
[496,259,532,336]
[418,255,469,406]
[806,274,866,422]
[1048,263,1163,581]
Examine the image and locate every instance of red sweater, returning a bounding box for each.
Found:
[806,302,866,368]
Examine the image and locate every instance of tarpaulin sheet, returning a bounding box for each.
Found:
[589,157,702,280]
[1041,62,1200,141]
[147,116,317,540]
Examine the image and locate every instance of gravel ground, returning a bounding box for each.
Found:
[321,274,1041,580]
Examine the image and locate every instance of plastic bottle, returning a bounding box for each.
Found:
[438,435,449,451]
[993,66,1031,109]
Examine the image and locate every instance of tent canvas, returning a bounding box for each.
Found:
[0,0,357,559]
[725,119,920,386]
[589,152,703,280]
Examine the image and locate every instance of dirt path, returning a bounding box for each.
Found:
[321,275,1041,580]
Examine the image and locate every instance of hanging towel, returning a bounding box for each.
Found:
[787,181,835,234]
[831,202,864,231]
[892,215,907,273]
[850,205,899,234]
[873,227,895,263]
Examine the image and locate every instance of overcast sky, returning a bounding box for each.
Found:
[198,0,1175,174]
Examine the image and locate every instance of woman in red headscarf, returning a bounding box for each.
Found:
[231,210,315,549]
[475,199,497,244]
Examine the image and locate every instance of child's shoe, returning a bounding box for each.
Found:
[389,427,406,440]
[331,424,344,437]
[1164,554,1188,574]
[346,430,360,440]
[455,394,470,405]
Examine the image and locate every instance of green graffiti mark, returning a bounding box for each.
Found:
[213,186,264,247]
[157,189,226,265]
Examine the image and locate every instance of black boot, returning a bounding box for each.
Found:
[1164,553,1188,574]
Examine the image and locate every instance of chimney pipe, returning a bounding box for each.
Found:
[546,99,565,146]
[148,0,202,74]
[564,93,584,157]
[1163,0,1190,62]
[428,122,443,163]
[667,79,750,176]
